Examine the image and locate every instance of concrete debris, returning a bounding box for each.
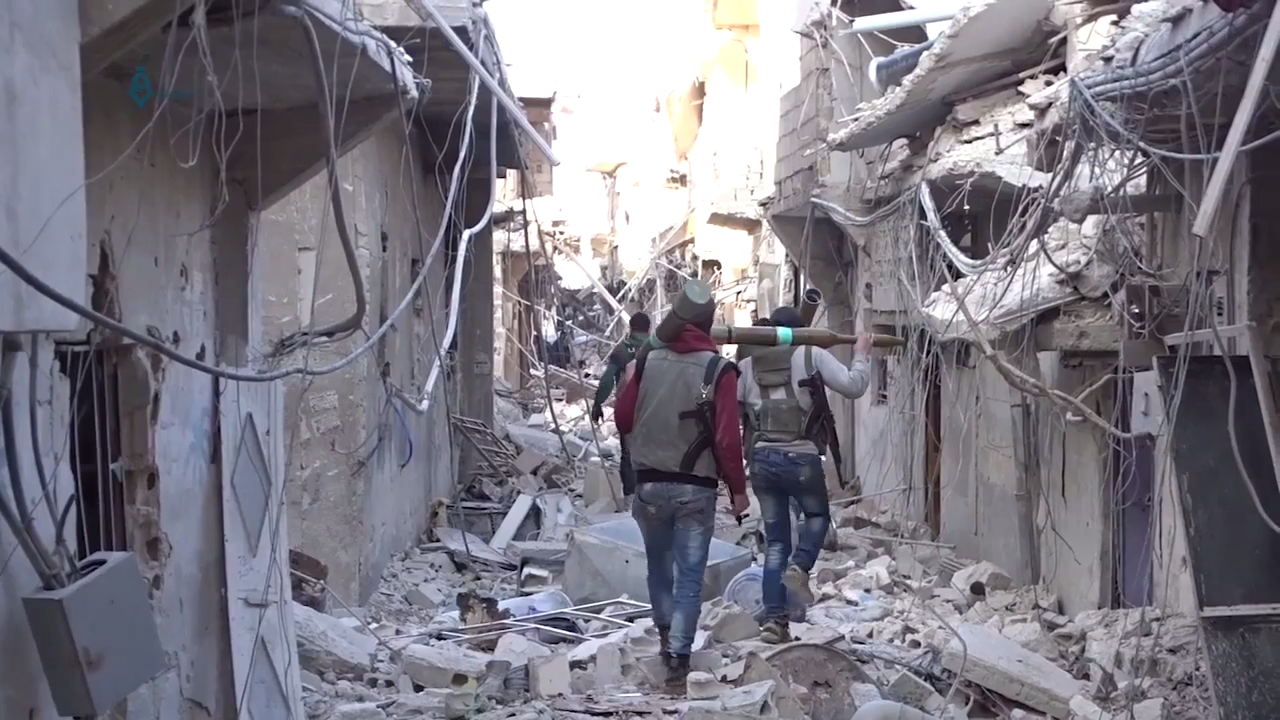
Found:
[528,653,572,698]
[291,385,1208,719]
[399,642,493,689]
[293,601,377,679]
[942,623,1082,718]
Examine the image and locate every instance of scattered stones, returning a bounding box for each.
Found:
[292,388,1208,720]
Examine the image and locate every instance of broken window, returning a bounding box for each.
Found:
[55,346,126,559]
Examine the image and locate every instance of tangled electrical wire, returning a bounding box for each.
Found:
[803,1,1280,712]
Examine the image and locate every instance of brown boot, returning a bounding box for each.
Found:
[760,618,792,644]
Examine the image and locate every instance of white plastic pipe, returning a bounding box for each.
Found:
[405,0,560,166]
[838,7,958,35]
[418,93,499,412]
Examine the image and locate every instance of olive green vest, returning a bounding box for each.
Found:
[750,345,826,453]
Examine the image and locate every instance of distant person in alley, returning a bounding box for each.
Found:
[590,312,652,501]
[738,305,873,644]
[614,282,749,693]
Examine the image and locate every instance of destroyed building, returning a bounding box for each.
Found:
[2,0,1275,718]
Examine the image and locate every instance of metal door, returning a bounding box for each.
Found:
[218,378,303,718]
[1156,356,1280,719]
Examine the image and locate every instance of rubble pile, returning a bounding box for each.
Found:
[291,390,1209,720]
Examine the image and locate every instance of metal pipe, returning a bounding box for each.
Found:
[404,0,561,166]
[838,7,957,35]
[799,288,823,327]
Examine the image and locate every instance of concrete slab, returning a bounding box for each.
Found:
[828,0,1055,150]
[941,623,1083,718]
[113,0,418,112]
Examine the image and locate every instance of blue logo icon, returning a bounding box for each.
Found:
[128,67,154,108]
[127,67,193,108]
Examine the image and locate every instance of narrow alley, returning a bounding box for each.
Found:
[1,0,1277,718]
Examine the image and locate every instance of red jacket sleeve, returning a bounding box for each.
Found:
[615,372,639,435]
[712,370,746,496]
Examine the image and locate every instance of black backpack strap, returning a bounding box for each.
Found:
[678,356,738,474]
[633,342,651,385]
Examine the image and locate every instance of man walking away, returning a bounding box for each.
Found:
[738,305,873,644]
[591,312,652,499]
[614,298,749,693]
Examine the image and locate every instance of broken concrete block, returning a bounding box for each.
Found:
[493,633,551,668]
[687,670,729,699]
[593,641,624,687]
[887,670,946,714]
[1002,620,1060,659]
[738,653,806,719]
[583,466,622,511]
[714,658,746,683]
[293,601,376,679]
[1067,695,1107,720]
[942,624,1082,719]
[841,565,894,593]
[406,581,451,612]
[399,643,492,689]
[951,561,1013,594]
[721,679,779,713]
[528,653,571,698]
[1131,698,1167,720]
[330,703,388,720]
[703,601,761,643]
[850,682,884,706]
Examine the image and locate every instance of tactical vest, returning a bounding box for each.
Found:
[750,345,827,453]
[628,347,733,480]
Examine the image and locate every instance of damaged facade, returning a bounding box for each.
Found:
[0,0,517,715]
[766,0,1280,717]
[3,0,1273,717]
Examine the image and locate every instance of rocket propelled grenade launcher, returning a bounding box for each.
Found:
[653,279,904,348]
[710,325,904,349]
[799,287,823,327]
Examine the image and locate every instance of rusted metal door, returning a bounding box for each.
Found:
[1156,356,1280,719]
[218,378,303,718]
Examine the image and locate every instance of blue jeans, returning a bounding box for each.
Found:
[631,479,717,656]
[749,447,830,620]
[619,435,636,496]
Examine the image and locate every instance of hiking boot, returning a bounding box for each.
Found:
[759,618,791,644]
[664,653,691,694]
[657,624,671,656]
[782,564,815,606]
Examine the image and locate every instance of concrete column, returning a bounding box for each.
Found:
[458,177,496,475]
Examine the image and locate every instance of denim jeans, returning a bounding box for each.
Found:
[631,479,717,655]
[749,447,830,620]
[619,435,636,496]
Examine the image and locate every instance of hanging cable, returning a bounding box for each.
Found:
[0,338,62,590]
[416,92,499,411]
[25,335,69,569]
[272,4,368,354]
